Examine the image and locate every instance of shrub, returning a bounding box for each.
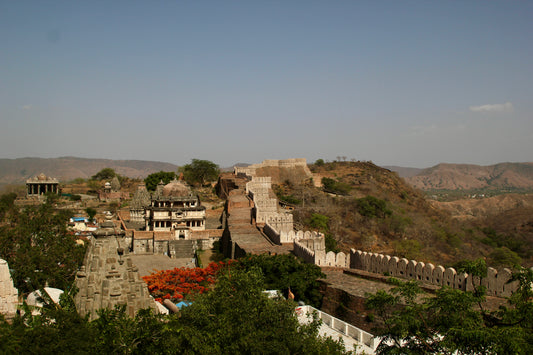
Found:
[356,196,391,218]
[321,177,351,195]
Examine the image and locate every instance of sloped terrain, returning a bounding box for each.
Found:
[276,161,524,267]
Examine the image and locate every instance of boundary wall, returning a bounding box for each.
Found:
[234,158,312,177]
[264,223,321,244]
[245,176,294,230]
[294,239,350,268]
[240,165,349,268]
[235,159,526,299]
[349,249,522,297]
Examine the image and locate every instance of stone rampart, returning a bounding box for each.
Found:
[293,238,349,268]
[264,223,321,245]
[245,175,293,226]
[235,159,312,178]
[266,214,293,234]
[349,249,522,297]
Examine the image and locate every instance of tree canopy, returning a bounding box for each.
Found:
[179,159,220,186]
[365,267,533,354]
[0,195,86,293]
[177,267,347,354]
[144,171,177,191]
[0,265,348,354]
[236,254,326,307]
[91,168,116,180]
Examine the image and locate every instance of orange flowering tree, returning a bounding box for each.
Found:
[142,260,234,303]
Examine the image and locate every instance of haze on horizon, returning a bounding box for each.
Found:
[1,1,532,169]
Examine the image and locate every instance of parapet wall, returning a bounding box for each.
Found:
[235,158,311,178]
[245,176,294,228]
[349,249,521,297]
[293,239,350,268]
[264,223,320,244]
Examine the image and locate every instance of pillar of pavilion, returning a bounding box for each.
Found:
[26,173,60,197]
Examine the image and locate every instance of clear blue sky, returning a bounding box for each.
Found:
[1,1,531,168]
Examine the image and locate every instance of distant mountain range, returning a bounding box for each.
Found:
[2,157,533,192]
[0,157,179,185]
[393,162,533,191]
[382,166,423,178]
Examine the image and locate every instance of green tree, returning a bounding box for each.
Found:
[321,177,351,195]
[0,267,348,354]
[0,202,86,292]
[365,271,533,354]
[0,192,17,221]
[237,254,326,307]
[91,168,116,180]
[177,267,347,354]
[307,213,329,233]
[144,171,177,191]
[179,159,220,186]
[86,207,97,221]
[488,247,522,268]
[315,159,325,166]
[356,196,392,218]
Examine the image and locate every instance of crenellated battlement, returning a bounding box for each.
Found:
[349,249,526,297]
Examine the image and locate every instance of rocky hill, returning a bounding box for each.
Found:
[274,161,505,266]
[405,162,533,191]
[382,166,423,178]
[431,194,533,220]
[0,157,179,185]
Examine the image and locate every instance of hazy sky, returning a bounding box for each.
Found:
[1,1,531,168]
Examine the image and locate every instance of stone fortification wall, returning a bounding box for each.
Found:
[264,223,320,244]
[349,249,522,297]
[74,237,158,319]
[245,176,294,229]
[293,238,350,268]
[234,158,312,178]
[0,259,19,318]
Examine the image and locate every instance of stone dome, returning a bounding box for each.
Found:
[37,173,47,181]
[162,179,191,197]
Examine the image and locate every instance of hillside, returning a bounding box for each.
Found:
[271,161,533,268]
[382,166,423,178]
[0,157,179,185]
[273,161,498,266]
[406,162,533,191]
[431,194,533,220]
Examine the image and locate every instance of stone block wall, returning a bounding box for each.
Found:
[0,259,19,318]
[264,223,321,245]
[349,249,523,297]
[293,239,350,268]
[266,214,294,234]
[235,158,312,178]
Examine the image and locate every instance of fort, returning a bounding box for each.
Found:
[1,158,531,353]
[225,159,526,298]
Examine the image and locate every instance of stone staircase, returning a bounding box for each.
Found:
[169,240,196,259]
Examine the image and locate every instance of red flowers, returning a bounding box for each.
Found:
[143,260,234,303]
